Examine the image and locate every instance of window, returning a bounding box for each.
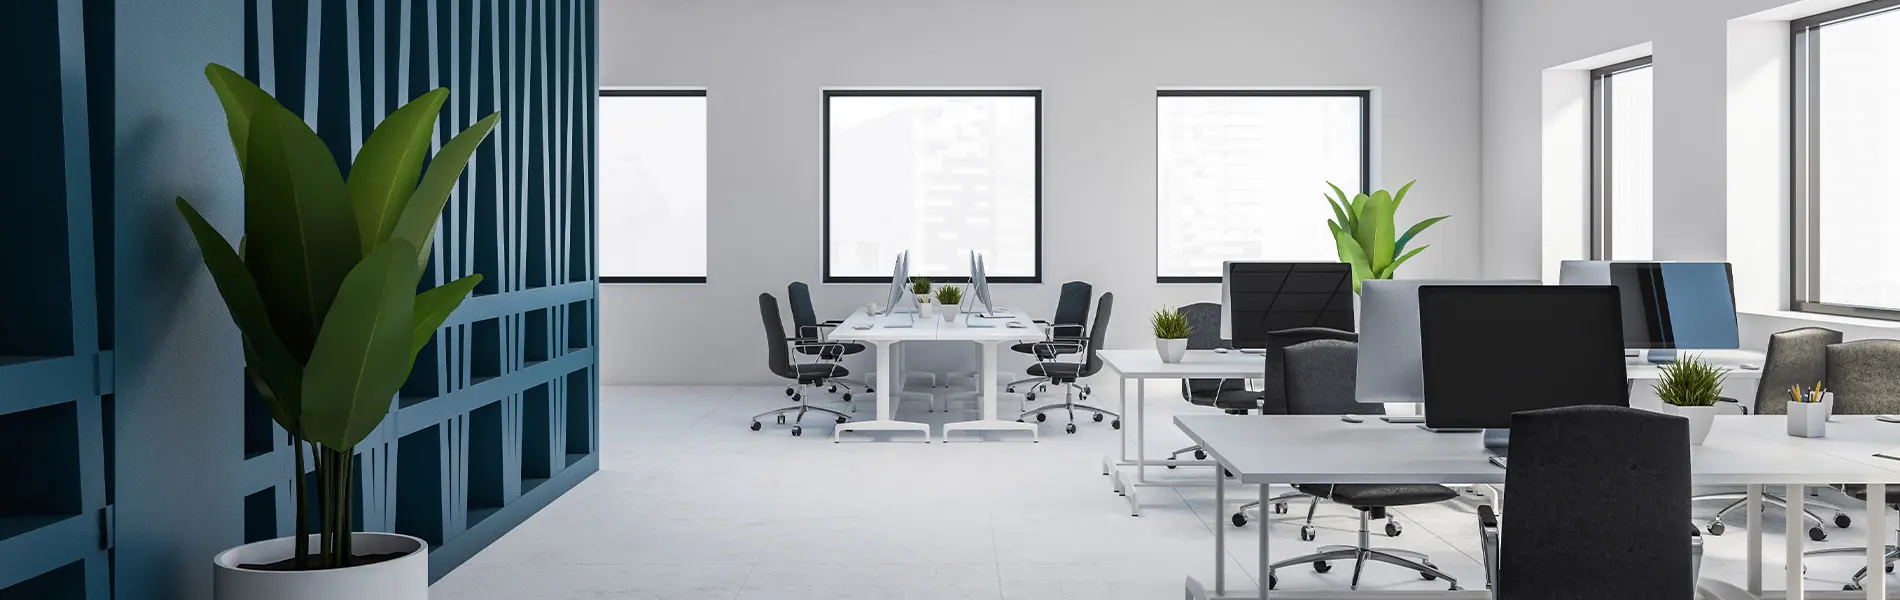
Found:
[1795,0,1900,318]
[598,89,707,283]
[1589,57,1654,261]
[823,90,1041,283]
[1155,90,1370,282]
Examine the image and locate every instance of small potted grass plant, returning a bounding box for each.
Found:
[1152,307,1191,364]
[910,277,935,318]
[1654,354,1728,445]
[935,285,964,323]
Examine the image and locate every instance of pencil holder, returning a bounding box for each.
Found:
[1788,401,1828,438]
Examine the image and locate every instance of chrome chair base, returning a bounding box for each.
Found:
[1016,383,1119,432]
[751,384,852,435]
[1268,511,1457,591]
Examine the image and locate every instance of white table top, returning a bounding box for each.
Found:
[1724,415,1900,471]
[1102,349,1769,381]
[1174,414,1900,487]
[1624,349,1767,380]
[829,308,1042,342]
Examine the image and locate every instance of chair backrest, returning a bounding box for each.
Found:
[1754,327,1842,415]
[786,282,820,338]
[1079,293,1114,377]
[1179,303,1240,399]
[1051,281,1093,335]
[1827,339,1900,415]
[1260,328,1358,414]
[1282,339,1360,415]
[758,293,795,380]
[1499,405,1691,599]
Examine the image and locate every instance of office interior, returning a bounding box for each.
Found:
[13,0,1900,598]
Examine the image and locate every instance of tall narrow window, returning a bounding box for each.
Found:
[1154,90,1370,283]
[598,89,707,283]
[823,90,1042,283]
[1590,57,1654,261]
[1795,0,1900,318]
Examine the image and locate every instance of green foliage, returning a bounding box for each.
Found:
[1151,307,1191,339]
[1654,354,1730,407]
[910,277,932,295]
[1323,180,1447,294]
[178,63,496,569]
[935,285,963,306]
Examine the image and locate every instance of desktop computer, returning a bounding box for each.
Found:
[877,251,914,327]
[1355,279,1538,423]
[1219,262,1354,351]
[967,251,1006,317]
[1558,261,1740,364]
[1418,285,1630,461]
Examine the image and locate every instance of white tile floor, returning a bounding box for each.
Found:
[431,380,1899,599]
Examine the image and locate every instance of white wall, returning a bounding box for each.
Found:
[598,0,1483,384]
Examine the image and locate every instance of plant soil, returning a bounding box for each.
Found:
[240,551,409,572]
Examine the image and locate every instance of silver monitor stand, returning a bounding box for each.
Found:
[1483,429,1510,467]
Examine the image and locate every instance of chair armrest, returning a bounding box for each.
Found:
[1477,505,1500,598]
[1689,526,1704,597]
[1717,396,1749,415]
[787,338,848,365]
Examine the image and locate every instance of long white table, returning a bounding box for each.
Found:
[1175,414,1900,600]
[1097,349,1768,516]
[828,308,1041,442]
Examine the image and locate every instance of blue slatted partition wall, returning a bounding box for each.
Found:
[235,0,600,581]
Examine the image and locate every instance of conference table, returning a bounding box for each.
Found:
[1177,414,1900,600]
[828,307,1041,442]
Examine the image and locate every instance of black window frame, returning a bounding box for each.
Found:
[820,89,1044,284]
[1152,89,1373,284]
[1587,56,1653,261]
[1791,0,1900,320]
[597,88,710,285]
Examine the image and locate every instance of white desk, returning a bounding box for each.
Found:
[828,309,1041,442]
[1175,415,1900,600]
[1097,349,1769,516]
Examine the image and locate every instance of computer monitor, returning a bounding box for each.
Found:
[969,251,999,315]
[1559,261,1740,358]
[1219,262,1354,349]
[881,251,909,317]
[1355,279,1539,407]
[1418,286,1629,442]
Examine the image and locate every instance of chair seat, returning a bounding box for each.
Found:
[793,363,848,383]
[1027,362,1085,381]
[1840,484,1900,505]
[1012,341,1083,359]
[795,341,866,360]
[1295,483,1459,508]
[1187,389,1264,410]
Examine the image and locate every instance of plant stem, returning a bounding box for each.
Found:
[292,434,309,569]
[339,450,353,566]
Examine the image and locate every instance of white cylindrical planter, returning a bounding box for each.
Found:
[214,533,429,600]
[918,300,937,319]
[1156,338,1187,363]
[1788,401,1828,438]
[941,305,960,323]
[1665,404,1717,446]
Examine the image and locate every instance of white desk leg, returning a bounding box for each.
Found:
[1748,484,1763,596]
[1214,463,1226,597]
[1868,484,1887,600]
[834,341,931,442]
[1119,375,1129,461]
[1136,381,1148,483]
[1259,482,1271,600]
[942,341,1037,442]
[1787,485,1805,599]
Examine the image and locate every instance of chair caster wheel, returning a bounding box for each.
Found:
[1847,584,1864,591]
[1006,386,1016,393]
[1195,450,1208,461]
[1016,418,1026,423]
[776,415,787,425]
[866,387,875,393]
[1025,392,1036,402]
[1035,413,1047,423]
[750,421,762,431]
[1093,413,1104,422]
[1111,420,1121,430]
[1232,513,1248,527]
[1223,469,1233,478]
[836,416,848,424]
[1268,574,1278,590]
[1065,424,1077,434]
[1386,522,1403,537]
[791,393,801,402]
[1837,513,1853,528]
[1810,527,1827,542]
[785,388,795,396]
[1889,563,1895,573]
[1165,461,1177,470]
[1273,502,1288,514]
[842,393,852,402]
[1299,525,1316,542]
[1313,560,1332,574]
[828,385,838,393]
[791,426,802,436]
[1420,568,1438,581]
[1706,522,1725,536]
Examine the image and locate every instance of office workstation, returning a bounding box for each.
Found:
[25,1,1900,599]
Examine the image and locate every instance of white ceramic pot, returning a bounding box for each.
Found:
[941,305,960,323]
[1665,404,1718,446]
[1788,401,1828,438]
[1156,338,1188,363]
[213,533,428,600]
[918,300,937,319]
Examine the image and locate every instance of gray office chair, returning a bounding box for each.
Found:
[1477,405,1701,599]
[1805,339,1900,590]
[1166,303,1255,464]
[752,293,853,436]
[787,282,873,409]
[1263,339,1461,592]
[1018,293,1118,434]
[1006,281,1093,402]
[1232,339,1378,534]
[1702,328,1850,540]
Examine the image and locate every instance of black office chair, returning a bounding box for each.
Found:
[1006,281,1093,402]
[753,293,853,437]
[786,282,873,409]
[1265,339,1460,592]
[1478,405,1702,599]
[1018,293,1118,434]
[1166,303,1253,464]
[1216,327,1360,514]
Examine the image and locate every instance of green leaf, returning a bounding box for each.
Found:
[1354,190,1396,273]
[205,63,283,172]
[300,240,421,450]
[1326,182,1356,224]
[1379,244,1428,279]
[349,89,450,256]
[411,274,483,357]
[1324,194,1353,235]
[1390,180,1416,211]
[1330,226,1376,294]
[390,112,501,268]
[176,197,304,432]
[245,106,364,361]
[1394,215,1449,256]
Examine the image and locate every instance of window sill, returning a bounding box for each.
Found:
[1740,310,1900,330]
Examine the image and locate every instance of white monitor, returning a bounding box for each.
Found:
[1355,278,1539,405]
[882,251,909,316]
[970,251,998,315]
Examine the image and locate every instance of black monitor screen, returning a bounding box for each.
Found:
[1226,263,1354,349]
[1608,262,1740,350]
[1419,285,1629,430]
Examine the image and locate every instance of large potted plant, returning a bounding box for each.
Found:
[1655,354,1728,446]
[1323,181,1448,294]
[182,64,497,600]
[1151,307,1190,364]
